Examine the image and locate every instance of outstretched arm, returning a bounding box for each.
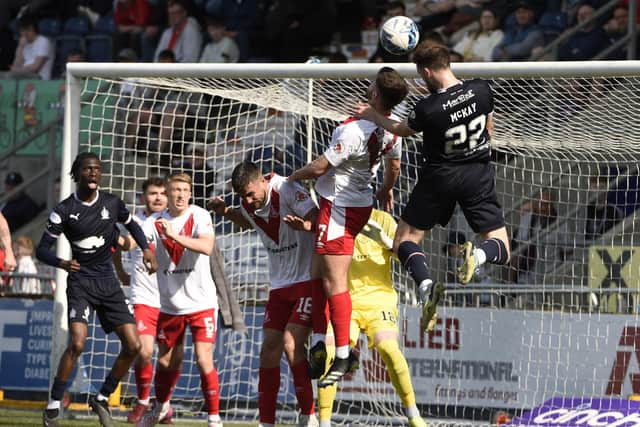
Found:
[288,155,331,182]
[0,213,16,271]
[208,196,253,229]
[355,103,418,137]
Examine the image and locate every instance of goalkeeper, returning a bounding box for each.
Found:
[317,209,427,427]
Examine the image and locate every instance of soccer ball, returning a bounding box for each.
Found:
[379,16,420,55]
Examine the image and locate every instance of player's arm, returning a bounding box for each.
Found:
[35,232,80,273]
[355,104,418,137]
[157,217,215,256]
[288,155,331,181]
[112,248,130,286]
[0,212,16,271]
[486,112,494,138]
[208,196,253,229]
[119,201,157,273]
[377,157,400,211]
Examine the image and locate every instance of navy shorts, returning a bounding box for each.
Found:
[401,162,505,233]
[66,276,134,333]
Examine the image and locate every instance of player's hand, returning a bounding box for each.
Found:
[283,214,312,232]
[376,188,394,212]
[117,271,131,286]
[361,219,394,250]
[354,102,377,122]
[142,248,157,274]
[60,259,81,273]
[3,251,16,272]
[207,196,227,216]
[156,218,176,240]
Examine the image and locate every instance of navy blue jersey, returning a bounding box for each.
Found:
[407,79,494,164]
[44,191,132,277]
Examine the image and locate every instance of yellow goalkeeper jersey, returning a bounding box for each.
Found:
[348,209,398,307]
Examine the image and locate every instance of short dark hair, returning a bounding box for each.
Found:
[231,161,262,194]
[376,67,408,110]
[158,49,176,62]
[70,152,100,182]
[142,176,166,193]
[18,15,38,31]
[412,42,450,71]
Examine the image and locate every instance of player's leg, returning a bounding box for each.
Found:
[258,328,285,427]
[458,163,510,284]
[190,309,221,427]
[128,304,160,423]
[137,314,185,427]
[316,333,337,427]
[309,256,329,379]
[43,321,88,426]
[282,283,315,425]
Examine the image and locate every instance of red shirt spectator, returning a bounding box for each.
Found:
[114,0,152,27]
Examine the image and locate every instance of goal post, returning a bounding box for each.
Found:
[57,61,640,425]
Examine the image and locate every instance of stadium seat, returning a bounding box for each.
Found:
[92,15,116,35]
[538,11,568,43]
[53,35,84,77]
[85,35,113,61]
[63,16,90,36]
[38,18,62,37]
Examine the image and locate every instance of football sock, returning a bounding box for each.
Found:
[291,360,314,415]
[99,372,119,397]
[376,339,416,409]
[311,279,329,345]
[317,381,337,423]
[155,369,181,403]
[135,362,154,401]
[398,241,431,286]
[328,291,352,358]
[50,377,67,401]
[478,238,509,265]
[200,368,220,415]
[258,366,280,423]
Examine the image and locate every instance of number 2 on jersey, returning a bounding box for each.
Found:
[444,113,487,154]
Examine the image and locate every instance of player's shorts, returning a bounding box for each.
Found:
[157,308,217,347]
[350,304,399,349]
[315,197,372,255]
[402,162,505,233]
[134,304,160,337]
[66,276,134,334]
[263,280,313,331]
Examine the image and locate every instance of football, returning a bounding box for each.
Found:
[379,16,420,55]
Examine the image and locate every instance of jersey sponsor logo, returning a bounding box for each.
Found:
[100,207,110,220]
[73,235,106,253]
[49,211,62,224]
[442,89,475,111]
[69,212,80,221]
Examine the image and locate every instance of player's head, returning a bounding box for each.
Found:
[141,176,167,213]
[412,43,451,93]
[166,172,192,212]
[231,161,268,210]
[70,152,101,189]
[367,67,408,111]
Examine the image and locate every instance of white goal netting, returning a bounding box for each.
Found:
[59,62,640,426]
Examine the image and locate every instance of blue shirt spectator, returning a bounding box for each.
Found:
[492,1,544,60]
[558,3,610,60]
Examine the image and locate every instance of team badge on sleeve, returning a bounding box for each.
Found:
[295,191,308,201]
[333,142,343,153]
[49,211,62,224]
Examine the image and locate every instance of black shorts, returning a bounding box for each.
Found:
[401,162,505,233]
[66,276,134,333]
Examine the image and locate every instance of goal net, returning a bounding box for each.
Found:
[57,61,640,425]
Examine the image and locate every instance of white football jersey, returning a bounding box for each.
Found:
[315,115,402,207]
[119,210,160,307]
[240,174,316,289]
[145,205,218,315]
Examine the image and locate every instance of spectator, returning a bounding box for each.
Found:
[56,48,85,79]
[184,143,216,208]
[11,235,39,294]
[558,3,610,60]
[200,16,240,63]
[510,189,568,284]
[585,173,624,241]
[10,14,55,80]
[453,8,504,61]
[492,1,543,61]
[154,0,202,62]
[114,0,152,58]
[414,0,457,33]
[0,212,16,275]
[1,172,40,231]
[216,0,258,61]
[604,5,630,59]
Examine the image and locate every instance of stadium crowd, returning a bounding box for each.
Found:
[0,0,637,80]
